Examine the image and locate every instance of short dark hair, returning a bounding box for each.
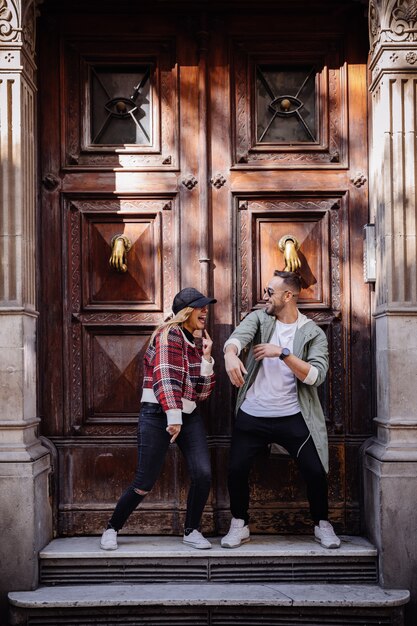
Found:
[273,271,301,294]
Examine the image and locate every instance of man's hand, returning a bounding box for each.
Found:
[253,343,281,360]
[166,424,181,443]
[202,330,213,361]
[225,350,248,387]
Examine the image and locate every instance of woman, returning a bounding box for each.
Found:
[100,287,216,550]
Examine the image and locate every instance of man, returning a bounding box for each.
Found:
[221,270,340,549]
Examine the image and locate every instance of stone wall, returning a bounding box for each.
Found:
[0,0,52,614]
[366,1,417,622]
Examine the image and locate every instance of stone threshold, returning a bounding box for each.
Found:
[8,583,409,609]
[40,535,377,559]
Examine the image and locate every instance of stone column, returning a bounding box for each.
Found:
[366,0,417,620]
[0,0,51,611]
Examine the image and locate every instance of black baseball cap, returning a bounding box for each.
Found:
[172,287,217,315]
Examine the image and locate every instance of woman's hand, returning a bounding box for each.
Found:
[166,424,181,443]
[202,330,213,362]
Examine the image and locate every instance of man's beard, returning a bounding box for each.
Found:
[266,302,283,317]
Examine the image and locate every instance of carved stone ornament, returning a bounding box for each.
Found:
[350,171,367,187]
[406,50,417,62]
[22,0,39,55]
[0,0,43,49]
[370,0,417,52]
[182,175,198,190]
[0,0,18,42]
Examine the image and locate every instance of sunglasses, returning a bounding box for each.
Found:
[264,287,294,298]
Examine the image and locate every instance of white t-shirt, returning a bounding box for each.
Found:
[241,319,301,417]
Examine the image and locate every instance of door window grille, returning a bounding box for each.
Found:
[90,65,152,145]
[256,65,317,144]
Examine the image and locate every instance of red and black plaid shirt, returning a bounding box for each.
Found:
[142,325,215,414]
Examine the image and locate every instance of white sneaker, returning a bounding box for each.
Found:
[221,517,250,548]
[100,528,118,550]
[183,529,212,550]
[314,520,341,549]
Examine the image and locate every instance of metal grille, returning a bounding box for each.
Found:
[21,607,397,626]
[40,557,377,585]
[256,65,317,144]
[90,65,152,145]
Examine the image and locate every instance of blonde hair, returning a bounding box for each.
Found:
[150,306,195,346]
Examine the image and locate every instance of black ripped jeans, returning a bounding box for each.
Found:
[228,409,328,525]
[108,403,211,532]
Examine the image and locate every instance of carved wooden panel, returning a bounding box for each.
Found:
[232,36,347,168]
[64,197,178,440]
[67,198,176,314]
[66,327,151,437]
[236,195,347,439]
[254,214,330,307]
[58,444,180,535]
[87,330,147,420]
[62,38,178,169]
[86,218,161,308]
[237,197,342,317]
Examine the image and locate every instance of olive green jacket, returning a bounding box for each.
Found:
[225,309,330,472]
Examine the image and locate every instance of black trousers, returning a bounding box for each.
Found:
[228,409,328,525]
[108,403,211,532]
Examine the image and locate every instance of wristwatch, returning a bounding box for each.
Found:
[279,348,291,360]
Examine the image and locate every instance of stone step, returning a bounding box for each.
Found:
[39,535,378,585]
[8,582,409,626]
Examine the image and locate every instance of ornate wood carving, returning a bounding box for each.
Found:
[72,199,171,213]
[350,171,367,187]
[69,321,83,434]
[328,67,343,164]
[210,173,226,188]
[73,312,163,324]
[331,321,344,434]
[238,205,250,320]
[248,199,336,213]
[307,311,341,324]
[162,208,175,316]
[235,51,250,163]
[330,205,342,312]
[22,0,38,55]
[182,174,198,190]
[42,173,60,191]
[69,208,82,312]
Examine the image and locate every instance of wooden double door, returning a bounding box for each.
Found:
[38,1,372,536]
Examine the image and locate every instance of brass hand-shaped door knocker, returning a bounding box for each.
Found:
[278,235,301,272]
[109,234,132,273]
